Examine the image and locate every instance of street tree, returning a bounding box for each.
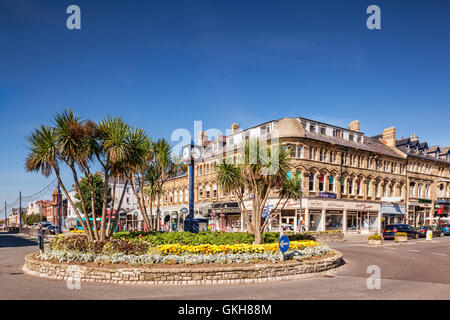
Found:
[216,139,291,244]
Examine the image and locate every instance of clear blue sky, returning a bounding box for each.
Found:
[1,0,449,205]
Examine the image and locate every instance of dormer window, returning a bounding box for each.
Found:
[349,133,354,142]
[309,123,316,132]
[406,145,410,153]
[320,126,326,135]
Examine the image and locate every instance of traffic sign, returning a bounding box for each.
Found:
[279,235,290,253]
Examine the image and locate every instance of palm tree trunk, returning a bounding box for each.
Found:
[69,164,94,240]
[85,171,99,241]
[106,179,128,238]
[54,168,92,240]
[100,160,110,241]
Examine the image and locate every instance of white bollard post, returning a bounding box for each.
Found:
[426,229,433,241]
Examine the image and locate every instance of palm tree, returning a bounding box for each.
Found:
[151,138,175,231]
[216,139,290,244]
[25,125,92,239]
[261,173,302,232]
[142,163,161,231]
[53,110,96,240]
[125,128,152,231]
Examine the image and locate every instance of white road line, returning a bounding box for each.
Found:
[384,247,397,250]
[432,253,447,257]
[408,250,420,252]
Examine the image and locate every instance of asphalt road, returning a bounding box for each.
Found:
[1,231,450,300]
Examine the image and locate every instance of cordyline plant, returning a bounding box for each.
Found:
[216,139,302,244]
[25,109,152,241]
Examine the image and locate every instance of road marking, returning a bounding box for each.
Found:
[432,253,447,257]
[407,250,420,252]
[384,247,397,250]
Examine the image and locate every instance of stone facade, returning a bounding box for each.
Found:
[23,250,344,285]
[146,117,450,232]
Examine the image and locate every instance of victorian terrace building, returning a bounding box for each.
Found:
[148,116,450,234]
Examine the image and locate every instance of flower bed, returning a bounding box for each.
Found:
[39,245,329,266]
[42,234,328,266]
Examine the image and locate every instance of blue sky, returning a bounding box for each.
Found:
[0,0,449,206]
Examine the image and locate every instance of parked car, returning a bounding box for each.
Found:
[416,225,444,238]
[439,224,450,236]
[39,221,51,229]
[46,225,57,235]
[382,224,419,240]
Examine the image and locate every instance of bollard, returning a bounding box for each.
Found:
[426,229,433,241]
[38,229,45,252]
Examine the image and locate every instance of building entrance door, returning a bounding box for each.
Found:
[347,213,360,231]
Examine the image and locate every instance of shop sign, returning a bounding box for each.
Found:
[437,198,450,205]
[318,192,337,199]
[381,203,405,215]
[418,198,432,204]
[381,197,402,203]
[180,208,188,214]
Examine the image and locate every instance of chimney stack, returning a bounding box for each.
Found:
[231,123,240,134]
[197,131,208,146]
[349,120,360,132]
[382,127,396,147]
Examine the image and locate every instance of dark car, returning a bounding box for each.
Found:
[382,224,419,240]
[416,225,444,238]
[46,225,57,235]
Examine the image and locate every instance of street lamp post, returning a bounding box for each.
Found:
[57,182,62,234]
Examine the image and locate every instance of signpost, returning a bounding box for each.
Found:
[279,235,290,261]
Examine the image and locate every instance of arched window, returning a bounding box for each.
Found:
[199,185,203,200]
[348,178,353,194]
[174,190,178,203]
[309,173,315,191]
[297,145,303,158]
[319,174,325,191]
[409,183,415,198]
[205,183,210,199]
[213,183,217,198]
[328,175,334,192]
[356,179,361,195]
[341,177,346,194]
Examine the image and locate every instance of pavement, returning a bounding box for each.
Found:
[1,231,450,300]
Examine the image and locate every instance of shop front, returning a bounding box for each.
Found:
[211,202,243,232]
[435,198,450,225]
[305,199,381,234]
[408,198,432,227]
[381,202,405,228]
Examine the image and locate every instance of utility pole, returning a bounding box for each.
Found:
[4,201,6,228]
[19,191,22,228]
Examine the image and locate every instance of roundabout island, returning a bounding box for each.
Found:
[23,231,344,285]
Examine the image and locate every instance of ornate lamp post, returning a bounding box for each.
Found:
[182,141,202,233]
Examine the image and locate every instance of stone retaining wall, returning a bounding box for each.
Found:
[312,232,345,242]
[23,250,344,285]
